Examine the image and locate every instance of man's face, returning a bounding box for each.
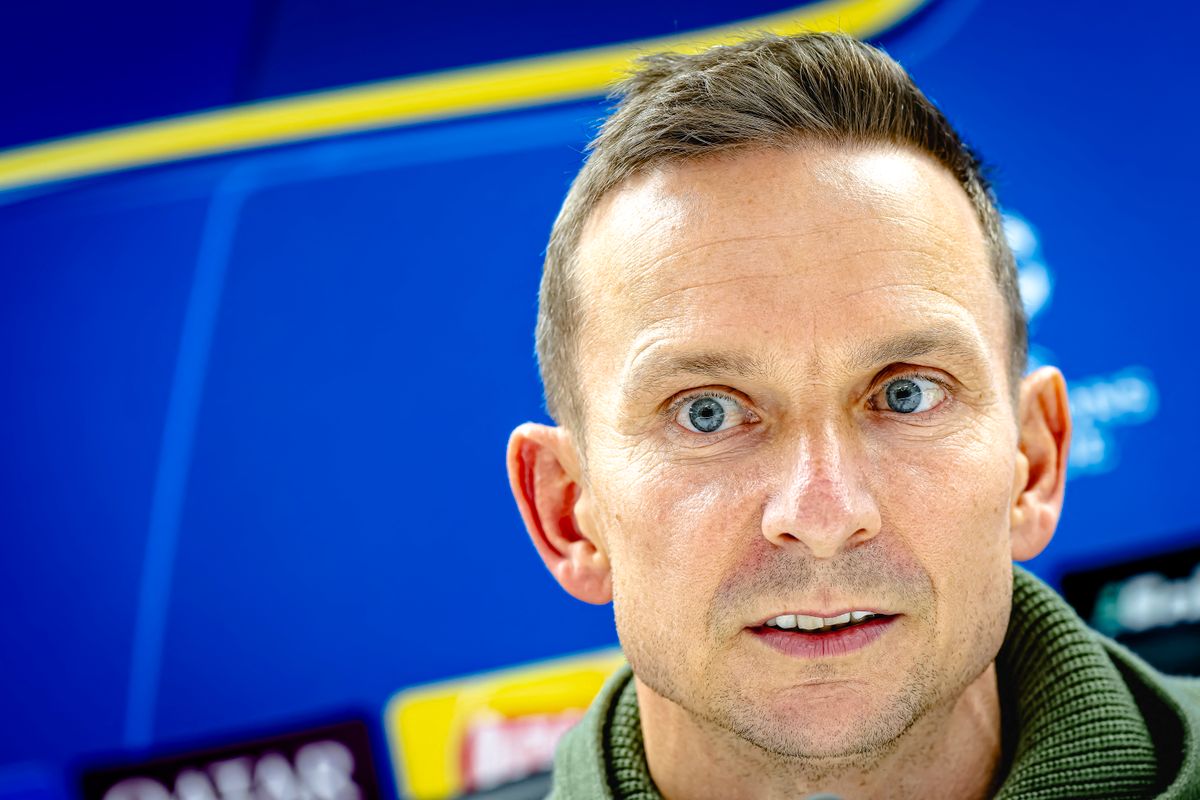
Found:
[571,143,1023,758]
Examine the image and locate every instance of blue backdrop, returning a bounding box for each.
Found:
[2,1,1198,797]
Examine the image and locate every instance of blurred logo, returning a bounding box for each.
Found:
[1061,542,1200,675]
[384,649,624,800]
[81,720,378,800]
[1006,213,1053,323]
[1005,211,1159,478]
[1091,565,1200,638]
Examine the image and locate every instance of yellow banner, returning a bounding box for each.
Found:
[384,649,625,799]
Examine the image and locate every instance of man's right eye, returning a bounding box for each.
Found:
[674,393,750,434]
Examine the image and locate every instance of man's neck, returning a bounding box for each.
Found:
[636,663,1004,800]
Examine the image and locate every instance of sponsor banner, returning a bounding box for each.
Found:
[1060,541,1200,676]
[385,650,625,800]
[80,720,380,800]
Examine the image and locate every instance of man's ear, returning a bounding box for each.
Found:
[506,422,612,604]
[1010,366,1072,561]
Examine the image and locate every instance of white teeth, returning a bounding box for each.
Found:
[767,611,880,631]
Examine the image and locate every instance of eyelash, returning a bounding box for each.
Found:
[667,389,745,419]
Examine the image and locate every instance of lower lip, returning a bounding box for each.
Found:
[749,616,899,659]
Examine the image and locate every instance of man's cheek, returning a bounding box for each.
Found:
[873,442,1013,574]
[614,468,748,581]
[878,429,1011,510]
[880,438,1013,588]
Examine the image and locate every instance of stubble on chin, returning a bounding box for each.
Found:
[630,633,945,784]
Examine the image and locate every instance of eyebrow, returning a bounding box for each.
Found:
[620,320,989,404]
[621,351,778,405]
[845,321,989,374]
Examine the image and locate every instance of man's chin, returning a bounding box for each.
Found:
[634,653,940,763]
[703,672,939,763]
[722,699,915,761]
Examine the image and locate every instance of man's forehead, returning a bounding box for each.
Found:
[577,143,982,281]
[572,144,999,365]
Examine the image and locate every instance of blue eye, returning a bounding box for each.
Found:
[675,394,746,434]
[881,376,945,414]
[690,396,726,432]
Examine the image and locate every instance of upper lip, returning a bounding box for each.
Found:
[752,608,897,626]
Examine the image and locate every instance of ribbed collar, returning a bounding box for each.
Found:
[992,565,1159,798]
[587,565,1164,799]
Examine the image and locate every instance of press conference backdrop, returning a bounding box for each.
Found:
[2,1,1198,798]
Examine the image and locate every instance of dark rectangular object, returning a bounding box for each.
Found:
[1060,539,1200,676]
[81,719,380,800]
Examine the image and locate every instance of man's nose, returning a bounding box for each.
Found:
[760,428,882,558]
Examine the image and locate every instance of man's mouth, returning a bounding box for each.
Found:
[749,611,900,658]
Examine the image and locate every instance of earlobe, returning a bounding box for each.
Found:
[1010,367,1072,561]
[506,423,612,604]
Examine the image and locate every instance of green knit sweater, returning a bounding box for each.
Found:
[548,566,1200,799]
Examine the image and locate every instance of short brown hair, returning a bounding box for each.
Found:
[536,31,1026,434]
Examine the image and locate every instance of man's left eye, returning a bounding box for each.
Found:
[675,394,748,434]
[876,376,946,414]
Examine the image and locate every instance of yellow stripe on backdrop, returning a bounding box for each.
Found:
[0,0,926,193]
